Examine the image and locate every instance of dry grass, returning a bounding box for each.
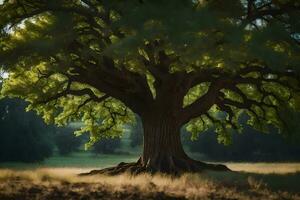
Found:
[0,165,300,200]
[226,162,300,174]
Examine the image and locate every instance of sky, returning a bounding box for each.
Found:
[0,72,8,79]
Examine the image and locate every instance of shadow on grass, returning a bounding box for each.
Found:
[202,170,300,193]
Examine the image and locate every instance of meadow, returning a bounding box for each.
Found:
[0,152,300,200]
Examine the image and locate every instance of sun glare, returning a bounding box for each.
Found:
[0,72,9,79]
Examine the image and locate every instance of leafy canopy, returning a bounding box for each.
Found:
[0,0,300,146]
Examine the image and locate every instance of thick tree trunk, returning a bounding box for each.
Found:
[80,111,230,176]
[140,114,188,173]
[138,113,230,174]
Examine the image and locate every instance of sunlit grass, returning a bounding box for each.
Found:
[1,153,300,199]
[0,167,299,200]
[226,162,300,174]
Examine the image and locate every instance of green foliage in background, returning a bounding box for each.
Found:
[0,97,53,162]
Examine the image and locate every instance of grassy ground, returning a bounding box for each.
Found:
[0,153,300,199]
[0,168,299,200]
[0,152,139,169]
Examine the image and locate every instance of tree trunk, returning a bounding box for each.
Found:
[80,110,230,176]
[139,113,230,174]
[140,114,187,172]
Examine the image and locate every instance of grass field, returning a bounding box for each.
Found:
[0,153,300,199]
[0,152,139,169]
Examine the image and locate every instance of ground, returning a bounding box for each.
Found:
[0,153,300,199]
[0,168,300,200]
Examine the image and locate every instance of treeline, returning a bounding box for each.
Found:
[183,128,300,162]
[0,98,53,162]
[1,98,300,163]
[0,98,121,162]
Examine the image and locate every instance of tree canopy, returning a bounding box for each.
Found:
[0,0,300,147]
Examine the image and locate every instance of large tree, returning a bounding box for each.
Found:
[0,0,300,174]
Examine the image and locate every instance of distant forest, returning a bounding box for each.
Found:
[1,97,300,163]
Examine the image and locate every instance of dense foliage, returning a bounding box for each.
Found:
[54,127,82,155]
[0,0,299,145]
[0,98,53,162]
[185,128,300,161]
[0,96,121,160]
[93,137,121,154]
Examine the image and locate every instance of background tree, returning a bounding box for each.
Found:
[183,112,300,161]
[54,127,82,155]
[0,0,300,174]
[185,127,300,162]
[0,97,53,162]
[93,138,121,154]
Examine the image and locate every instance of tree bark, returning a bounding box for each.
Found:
[138,111,231,174]
[141,113,188,173]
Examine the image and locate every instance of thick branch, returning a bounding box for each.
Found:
[181,63,299,128]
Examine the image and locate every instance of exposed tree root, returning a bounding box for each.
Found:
[79,157,231,176]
